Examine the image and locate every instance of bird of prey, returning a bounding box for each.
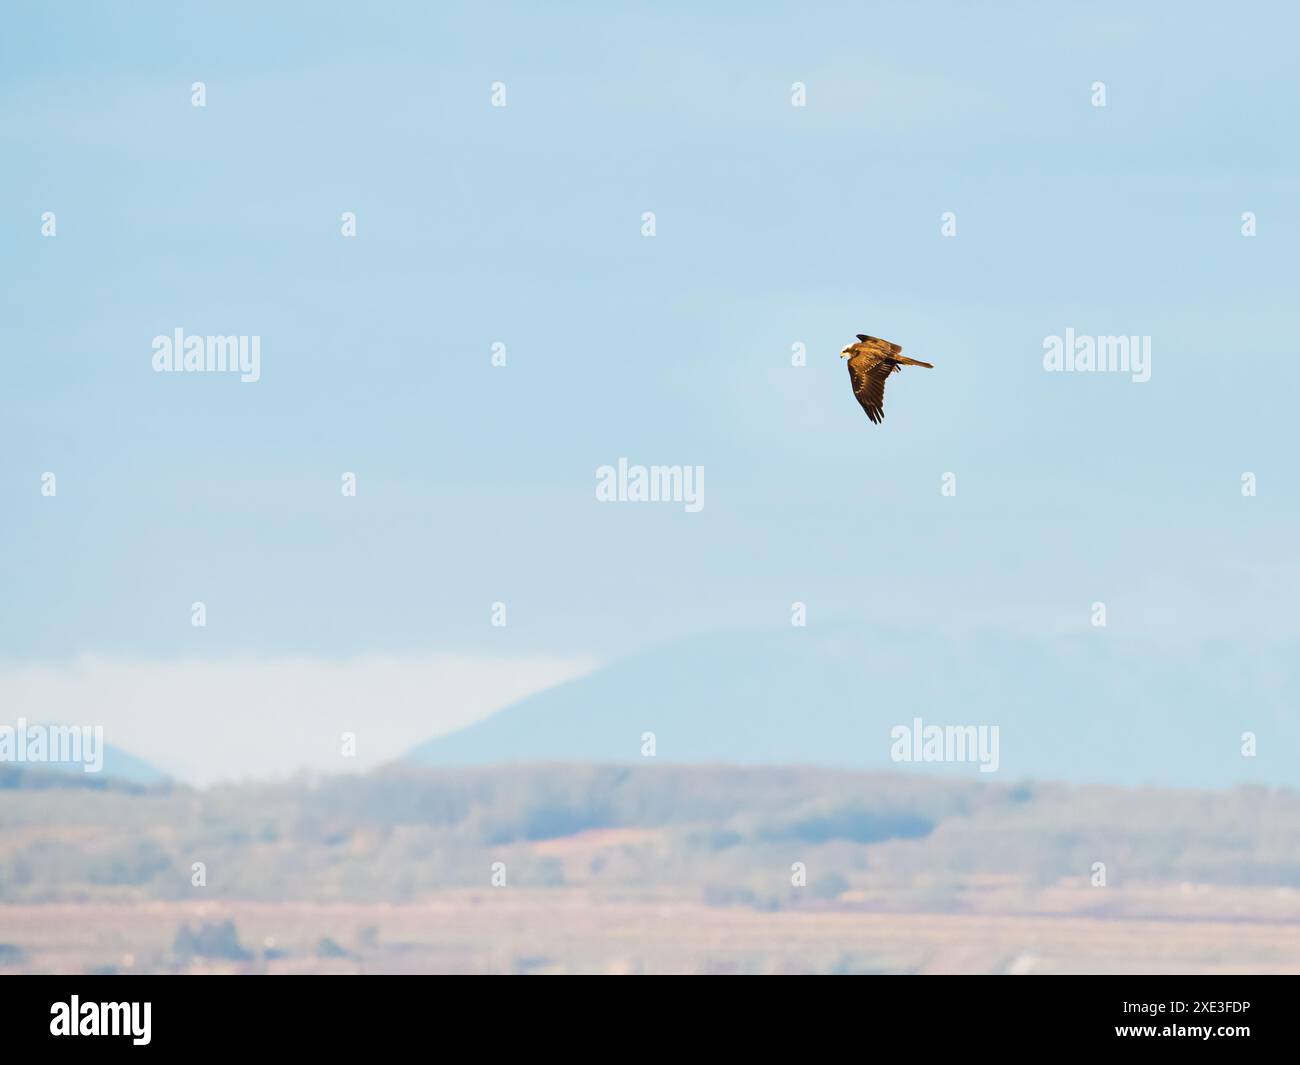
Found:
[840,334,934,424]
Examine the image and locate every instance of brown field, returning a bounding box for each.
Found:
[4,883,1300,975]
[5,765,1300,974]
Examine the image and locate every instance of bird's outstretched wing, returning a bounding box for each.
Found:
[855,334,903,356]
[847,351,894,424]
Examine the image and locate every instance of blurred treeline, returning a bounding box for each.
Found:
[2,762,1299,905]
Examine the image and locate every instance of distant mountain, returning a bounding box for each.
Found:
[405,628,1300,789]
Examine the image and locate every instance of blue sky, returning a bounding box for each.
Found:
[1,2,1298,780]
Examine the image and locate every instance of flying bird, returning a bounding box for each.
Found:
[840,334,934,424]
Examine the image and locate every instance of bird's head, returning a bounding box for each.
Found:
[839,344,854,359]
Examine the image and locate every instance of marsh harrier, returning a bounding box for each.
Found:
[840,334,934,424]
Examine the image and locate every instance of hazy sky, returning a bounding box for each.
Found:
[2,2,1298,781]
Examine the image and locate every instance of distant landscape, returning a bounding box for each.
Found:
[3,761,1298,974]
[407,629,1300,791]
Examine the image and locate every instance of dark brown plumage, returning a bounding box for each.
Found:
[841,334,934,424]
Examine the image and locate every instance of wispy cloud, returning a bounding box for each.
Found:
[0,653,596,786]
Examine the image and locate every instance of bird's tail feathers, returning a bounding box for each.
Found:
[894,356,934,368]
